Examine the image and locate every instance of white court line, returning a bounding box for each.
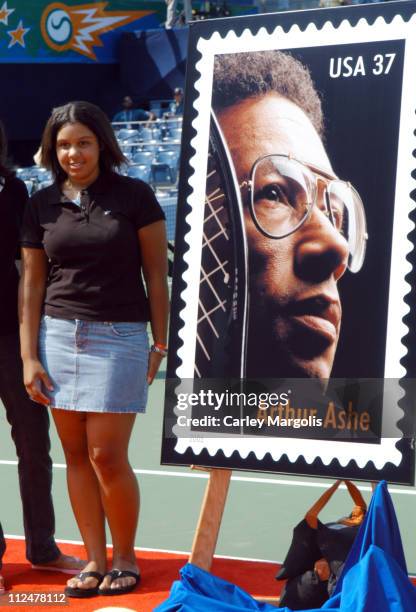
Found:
[1,459,415,495]
[3,534,416,577]
[3,533,278,564]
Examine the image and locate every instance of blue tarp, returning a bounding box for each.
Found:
[155,481,416,612]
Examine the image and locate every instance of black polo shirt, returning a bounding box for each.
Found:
[21,172,165,322]
[0,174,28,335]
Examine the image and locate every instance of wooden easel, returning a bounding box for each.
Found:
[189,467,231,571]
[189,468,377,607]
[189,467,280,606]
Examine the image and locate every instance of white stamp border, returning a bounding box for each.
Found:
[173,13,416,471]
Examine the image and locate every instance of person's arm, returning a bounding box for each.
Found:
[137,109,156,128]
[138,220,169,384]
[19,247,53,405]
[305,480,341,528]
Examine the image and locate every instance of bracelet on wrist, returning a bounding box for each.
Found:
[150,344,168,357]
[154,342,168,351]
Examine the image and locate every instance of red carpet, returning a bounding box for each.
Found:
[0,538,282,611]
[3,538,415,610]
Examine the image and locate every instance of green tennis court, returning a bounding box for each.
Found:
[1,359,416,575]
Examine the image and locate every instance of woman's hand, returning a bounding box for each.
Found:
[147,350,164,385]
[23,358,53,406]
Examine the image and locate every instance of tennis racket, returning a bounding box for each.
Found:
[194,110,248,379]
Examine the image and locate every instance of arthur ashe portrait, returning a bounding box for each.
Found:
[208,50,367,382]
[167,19,412,481]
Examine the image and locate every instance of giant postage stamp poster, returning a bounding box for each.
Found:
[162,1,416,484]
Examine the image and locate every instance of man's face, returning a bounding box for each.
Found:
[217,93,349,379]
[123,96,134,109]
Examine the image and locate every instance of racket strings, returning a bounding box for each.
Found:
[195,152,235,377]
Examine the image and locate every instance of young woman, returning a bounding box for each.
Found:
[19,101,169,598]
[0,120,83,593]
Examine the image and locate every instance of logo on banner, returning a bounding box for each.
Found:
[40,2,151,60]
[7,19,30,48]
[0,1,15,26]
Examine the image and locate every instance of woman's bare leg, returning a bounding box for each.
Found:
[86,413,139,591]
[51,409,107,590]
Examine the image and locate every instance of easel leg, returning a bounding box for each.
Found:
[189,468,232,571]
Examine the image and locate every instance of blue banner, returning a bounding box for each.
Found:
[0,1,163,63]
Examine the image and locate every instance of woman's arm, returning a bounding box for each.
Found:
[19,247,53,404]
[138,220,169,384]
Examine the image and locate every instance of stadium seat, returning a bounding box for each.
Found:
[132,150,154,165]
[142,142,159,154]
[31,167,52,182]
[166,117,182,131]
[156,150,178,165]
[117,128,141,142]
[151,127,162,141]
[121,143,138,159]
[16,167,36,181]
[168,127,182,142]
[151,162,175,187]
[159,143,181,158]
[140,127,155,142]
[155,150,178,183]
[128,164,151,182]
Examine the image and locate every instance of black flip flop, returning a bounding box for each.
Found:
[64,571,104,598]
[99,569,141,596]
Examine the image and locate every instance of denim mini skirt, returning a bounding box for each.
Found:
[38,316,149,413]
